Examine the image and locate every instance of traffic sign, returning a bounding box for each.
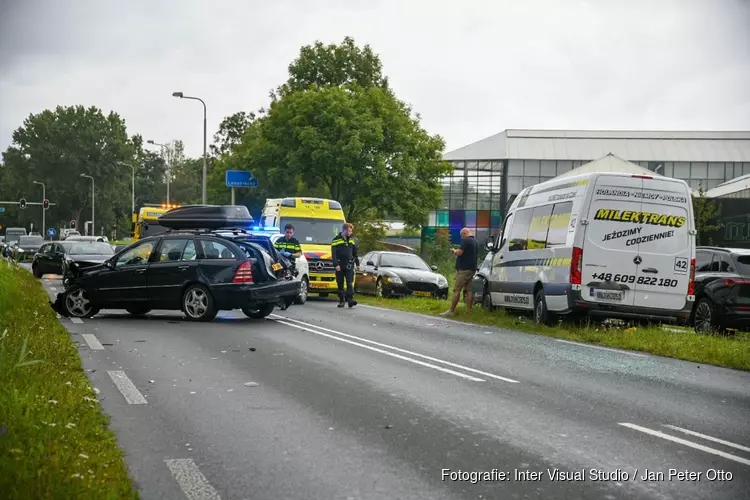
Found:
[47,227,56,237]
[225,170,256,188]
[19,198,27,209]
[70,220,76,229]
[43,199,49,210]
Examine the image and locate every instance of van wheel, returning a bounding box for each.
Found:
[694,298,717,333]
[294,277,309,305]
[242,304,275,319]
[482,282,493,311]
[533,289,554,326]
[182,285,217,322]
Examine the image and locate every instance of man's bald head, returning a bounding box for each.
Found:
[460,227,472,237]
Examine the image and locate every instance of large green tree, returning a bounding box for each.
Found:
[1,106,142,235]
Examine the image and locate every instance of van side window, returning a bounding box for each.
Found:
[546,202,573,248]
[508,209,534,251]
[497,213,514,249]
[527,205,553,250]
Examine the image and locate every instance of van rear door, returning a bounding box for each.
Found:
[581,175,643,307]
[630,178,692,311]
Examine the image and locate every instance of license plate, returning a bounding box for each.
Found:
[272,263,283,271]
[413,291,432,297]
[310,282,329,289]
[595,290,623,301]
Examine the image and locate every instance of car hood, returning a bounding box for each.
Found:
[380,268,445,284]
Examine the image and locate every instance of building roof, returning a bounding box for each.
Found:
[444,129,750,162]
[704,173,750,198]
[553,153,659,179]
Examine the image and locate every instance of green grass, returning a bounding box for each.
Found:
[355,294,750,371]
[0,258,138,499]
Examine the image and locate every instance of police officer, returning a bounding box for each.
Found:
[331,222,359,308]
[274,224,303,310]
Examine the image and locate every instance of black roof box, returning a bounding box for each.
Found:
[158,205,255,230]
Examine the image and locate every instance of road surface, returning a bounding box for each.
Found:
[35,272,750,500]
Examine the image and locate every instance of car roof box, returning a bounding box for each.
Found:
[158,205,255,230]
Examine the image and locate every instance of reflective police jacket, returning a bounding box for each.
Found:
[274,237,302,255]
[331,233,359,268]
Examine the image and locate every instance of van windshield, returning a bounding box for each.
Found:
[279,217,342,245]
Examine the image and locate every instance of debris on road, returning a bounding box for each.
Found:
[249,347,256,352]
[244,382,259,387]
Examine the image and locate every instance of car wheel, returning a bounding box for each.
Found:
[375,278,384,298]
[242,303,275,319]
[182,284,217,322]
[482,282,493,311]
[126,307,151,316]
[533,289,553,326]
[32,264,43,278]
[63,288,99,318]
[694,298,717,333]
[294,277,309,305]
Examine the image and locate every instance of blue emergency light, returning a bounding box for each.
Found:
[251,226,281,233]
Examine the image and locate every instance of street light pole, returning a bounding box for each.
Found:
[33,181,45,238]
[172,92,207,204]
[80,174,94,236]
[146,140,169,203]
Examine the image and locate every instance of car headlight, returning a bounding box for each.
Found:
[437,275,448,287]
[386,275,402,284]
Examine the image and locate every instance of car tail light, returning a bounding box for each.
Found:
[724,278,750,287]
[687,258,696,295]
[233,261,254,283]
[570,247,583,285]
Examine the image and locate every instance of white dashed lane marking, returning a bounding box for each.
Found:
[81,333,104,350]
[165,459,222,500]
[663,424,750,453]
[70,318,84,324]
[107,370,148,404]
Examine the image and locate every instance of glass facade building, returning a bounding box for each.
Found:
[424,130,750,245]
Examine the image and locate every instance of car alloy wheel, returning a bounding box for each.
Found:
[184,288,209,319]
[694,299,714,333]
[65,289,93,317]
[295,277,308,305]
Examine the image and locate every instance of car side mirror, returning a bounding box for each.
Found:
[431,265,438,271]
[366,260,375,266]
[485,236,495,252]
[106,259,116,269]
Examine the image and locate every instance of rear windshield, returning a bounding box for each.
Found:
[19,236,43,246]
[6,230,25,242]
[733,255,750,276]
[62,242,114,255]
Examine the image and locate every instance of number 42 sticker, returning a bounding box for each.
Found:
[674,257,689,274]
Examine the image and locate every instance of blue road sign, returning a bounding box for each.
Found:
[0,207,5,213]
[225,170,256,188]
[47,227,57,237]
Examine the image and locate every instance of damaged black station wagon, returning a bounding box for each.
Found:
[52,205,301,321]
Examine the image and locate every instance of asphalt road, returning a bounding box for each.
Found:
[33,271,750,500]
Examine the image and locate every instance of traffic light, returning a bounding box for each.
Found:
[70,220,76,229]
[43,199,49,210]
[19,198,26,210]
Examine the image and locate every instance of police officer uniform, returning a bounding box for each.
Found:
[274,236,302,257]
[331,232,359,307]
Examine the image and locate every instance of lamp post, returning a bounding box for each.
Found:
[172,92,207,204]
[80,174,94,236]
[117,161,135,215]
[33,181,45,238]
[147,140,170,203]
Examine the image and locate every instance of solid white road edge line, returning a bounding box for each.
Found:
[107,370,148,404]
[274,319,485,382]
[272,314,519,384]
[619,423,750,466]
[70,318,84,324]
[663,424,750,453]
[81,333,104,350]
[554,339,648,357]
[164,459,222,500]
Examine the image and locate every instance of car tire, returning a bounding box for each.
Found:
[242,303,275,319]
[126,307,151,316]
[693,297,718,333]
[294,277,309,305]
[63,287,100,318]
[533,289,553,326]
[482,281,493,311]
[32,264,43,278]
[182,284,217,322]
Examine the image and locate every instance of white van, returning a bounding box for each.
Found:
[482,172,696,325]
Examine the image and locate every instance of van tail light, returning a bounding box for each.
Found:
[570,246,583,285]
[724,278,750,287]
[233,261,254,283]
[687,258,696,295]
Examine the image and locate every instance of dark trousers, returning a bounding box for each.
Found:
[336,267,354,302]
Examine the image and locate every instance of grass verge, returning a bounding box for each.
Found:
[0,258,138,499]
[355,294,750,371]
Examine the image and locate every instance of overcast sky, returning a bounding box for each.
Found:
[1,0,749,158]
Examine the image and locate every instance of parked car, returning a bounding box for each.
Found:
[355,251,449,298]
[52,205,300,321]
[32,240,115,279]
[14,235,44,261]
[691,246,750,332]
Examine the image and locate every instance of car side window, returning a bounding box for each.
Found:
[720,254,733,272]
[156,239,189,263]
[182,240,197,261]
[361,252,372,265]
[199,239,237,260]
[708,255,720,272]
[116,241,156,268]
[695,251,712,272]
[39,244,50,254]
